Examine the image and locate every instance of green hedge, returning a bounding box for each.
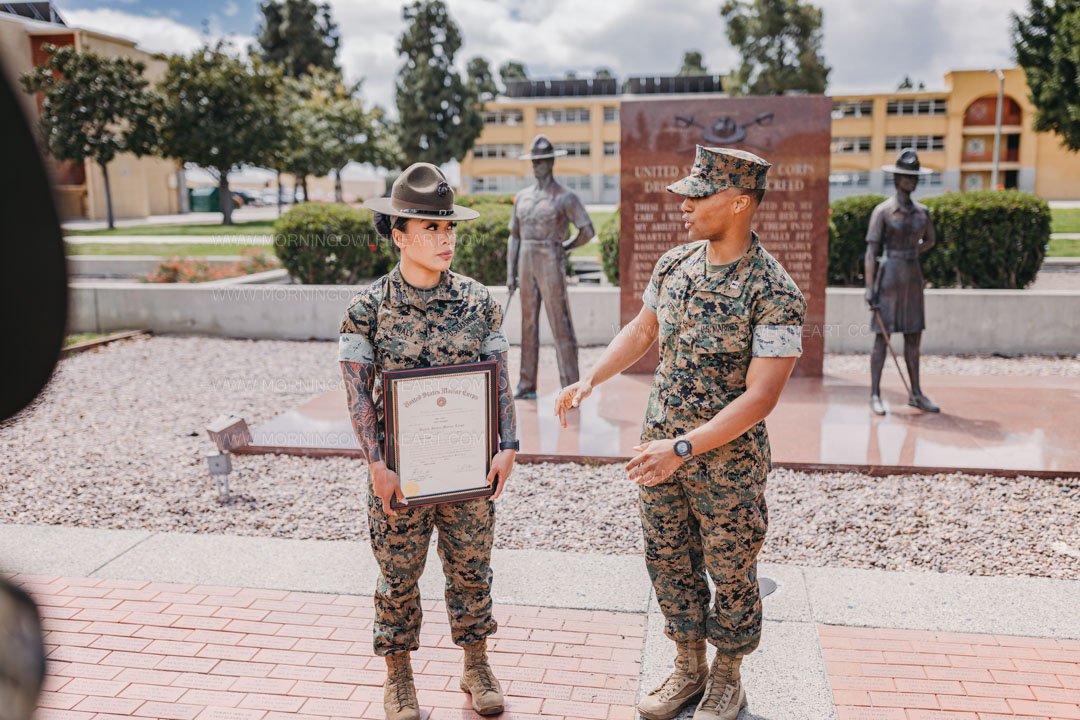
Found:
[456,193,516,208]
[273,203,391,284]
[828,194,886,287]
[599,208,620,285]
[921,191,1049,289]
[451,202,512,285]
[828,191,1048,289]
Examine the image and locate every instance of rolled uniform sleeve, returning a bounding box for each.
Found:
[751,275,807,358]
[339,293,375,364]
[865,205,885,247]
[480,291,510,356]
[642,246,686,313]
[564,192,592,230]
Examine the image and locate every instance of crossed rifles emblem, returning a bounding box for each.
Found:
[674,111,775,152]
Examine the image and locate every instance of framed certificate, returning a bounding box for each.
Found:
[382,361,498,508]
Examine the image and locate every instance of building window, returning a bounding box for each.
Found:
[886,171,944,187]
[482,109,524,126]
[472,176,530,194]
[829,172,871,187]
[886,98,947,116]
[472,143,524,159]
[603,106,619,122]
[555,142,591,157]
[832,100,873,119]
[964,174,984,191]
[557,174,592,192]
[537,107,590,125]
[885,135,945,152]
[602,175,619,191]
[603,142,620,156]
[831,137,871,154]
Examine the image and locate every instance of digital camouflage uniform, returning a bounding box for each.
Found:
[640,145,807,656]
[338,265,510,656]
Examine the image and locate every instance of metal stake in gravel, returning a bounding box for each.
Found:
[206,450,233,500]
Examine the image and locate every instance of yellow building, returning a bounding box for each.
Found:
[831,67,1080,200]
[461,69,1080,202]
[460,76,726,204]
[0,2,183,221]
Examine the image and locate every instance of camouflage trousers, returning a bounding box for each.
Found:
[367,488,497,656]
[639,459,768,656]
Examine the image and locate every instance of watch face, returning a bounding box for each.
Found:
[675,439,691,457]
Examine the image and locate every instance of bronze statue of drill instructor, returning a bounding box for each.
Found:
[507,135,595,399]
[865,148,940,415]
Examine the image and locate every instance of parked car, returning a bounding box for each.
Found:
[233,189,261,207]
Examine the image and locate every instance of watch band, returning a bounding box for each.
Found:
[499,440,520,451]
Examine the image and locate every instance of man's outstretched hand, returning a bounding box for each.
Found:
[554,379,594,428]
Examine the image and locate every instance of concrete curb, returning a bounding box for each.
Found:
[2,523,1076,639]
[7,523,1078,720]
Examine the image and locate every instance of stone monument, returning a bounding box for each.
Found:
[619,96,831,375]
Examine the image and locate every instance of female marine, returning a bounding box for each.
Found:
[338,162,518,719]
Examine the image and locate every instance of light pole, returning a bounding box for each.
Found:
[991,68,1005,190]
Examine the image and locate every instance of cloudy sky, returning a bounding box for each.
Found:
[55,0,1031,113]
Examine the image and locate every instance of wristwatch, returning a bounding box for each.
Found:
[673,437,693,458]
[499,440,520,451]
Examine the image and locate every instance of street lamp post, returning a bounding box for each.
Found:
[991,68,1005,190]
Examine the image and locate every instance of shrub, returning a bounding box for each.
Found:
[456,193,516,208]
[451,202,512,285]
[828,194,885,287]
[144,249,277,283]
[922,190,1049,289]
[599,207,620,285]
[273,203,391,284]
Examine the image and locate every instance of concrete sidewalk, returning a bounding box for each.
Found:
[4,523,1079,719]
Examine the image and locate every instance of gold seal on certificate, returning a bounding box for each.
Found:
[382,361,498,508]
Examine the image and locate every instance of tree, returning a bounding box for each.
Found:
[158,42,286,224]
[594,67,614,79]
[1013,0,1080,152]
[20,45,158,229]
[280,68,400,203]
[467,56,498,101]
[279,72,338,203]
[394,0,482,165]
[257,0,340,77]
[720,0,830,95]
[678,50,708,76]
[499,59,528,86]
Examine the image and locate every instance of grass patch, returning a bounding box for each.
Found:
[64,332,106,347]
[1052,208,1080,234]
[1048,236,1080,257]
[65,220,277,237]
[67,243,273,256]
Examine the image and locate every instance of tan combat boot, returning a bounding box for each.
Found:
[694,652,746,720]
[637,639,708,720]
[459,640,505,715]
[383,652,420,720]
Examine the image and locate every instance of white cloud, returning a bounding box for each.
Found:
[62,0,1034,110]
[224,1,240,18]
[60,7,253,56]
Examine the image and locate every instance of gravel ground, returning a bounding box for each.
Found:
[825,352,1080,377]
[1,336,1078,580]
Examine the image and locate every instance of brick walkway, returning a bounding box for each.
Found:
[17,574,643,720]
[821,624,1080,720]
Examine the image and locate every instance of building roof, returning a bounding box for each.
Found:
[0,2,65,25]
